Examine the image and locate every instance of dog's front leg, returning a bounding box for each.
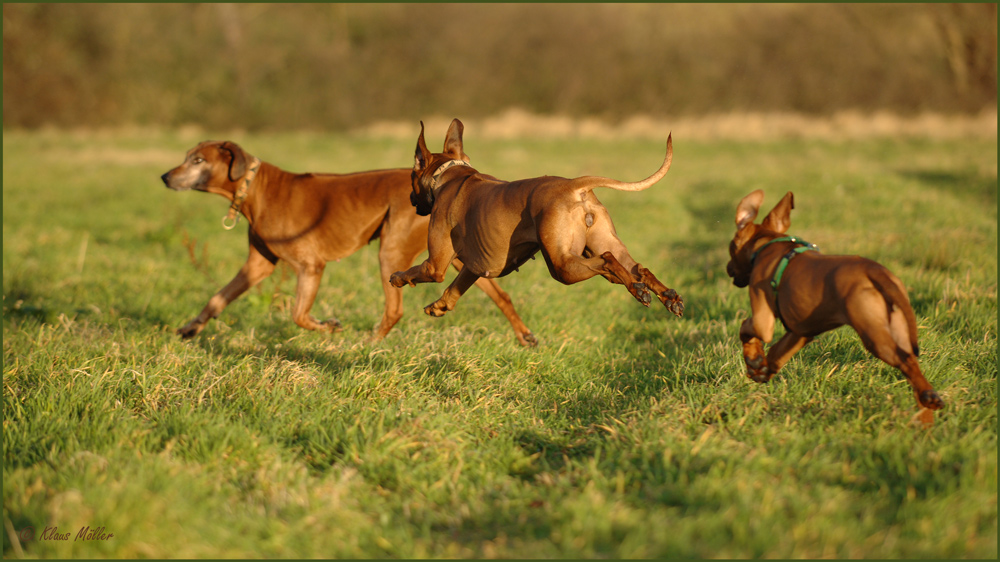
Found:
[424,267,480,317]
[390,232,456,288]
[390,259,446,288]
[739,288,781,381]
[739,316,771,382]
[178,247,276,338]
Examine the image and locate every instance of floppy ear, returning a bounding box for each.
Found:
[443,118,469,161]
[414,121,431,172]
[761,191,794,234]
[735,189,765,230]
[219,141,247,182]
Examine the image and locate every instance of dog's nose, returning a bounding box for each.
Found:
[160,172,170,186]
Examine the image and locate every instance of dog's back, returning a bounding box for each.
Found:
[254,167,418,261]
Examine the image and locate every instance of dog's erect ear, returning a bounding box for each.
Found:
[219,141,247,182]
[443,118,469,162]
[761,191,794,234]
[735,189,765,230]
[414,121,431,172]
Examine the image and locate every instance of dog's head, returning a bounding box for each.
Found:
[726,189,795,288]
[161,141,251,193]
[409,118,472,217]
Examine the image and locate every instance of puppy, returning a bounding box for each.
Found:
[726,189,944,423]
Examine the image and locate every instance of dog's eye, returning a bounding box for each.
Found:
[192,156,205,164]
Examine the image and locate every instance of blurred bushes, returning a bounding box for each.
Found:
[3,3,996,131]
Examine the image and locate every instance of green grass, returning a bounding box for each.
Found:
[3,128,997,558]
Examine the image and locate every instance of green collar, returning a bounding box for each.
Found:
[749,235,812,263]
[771,245,816,290]
[749,235,819,291]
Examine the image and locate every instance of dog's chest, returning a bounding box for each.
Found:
[453,222,537,278]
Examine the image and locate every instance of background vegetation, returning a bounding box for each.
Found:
[3,3,997,131]
[3,127,996,557]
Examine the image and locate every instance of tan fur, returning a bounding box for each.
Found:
[726,189,944,424]
[389,119,684,320]
[161,140,536,346]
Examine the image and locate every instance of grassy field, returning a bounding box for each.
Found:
[3,126,996,558]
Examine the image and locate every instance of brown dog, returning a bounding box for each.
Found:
[726,189,944,421]
[160,140,536,346]
[389,119,683,320]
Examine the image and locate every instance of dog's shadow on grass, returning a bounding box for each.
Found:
[183,319,364,377]
[184,320,503,403]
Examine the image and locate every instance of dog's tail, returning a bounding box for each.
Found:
[570,134,672,194]
[869,265,920,357]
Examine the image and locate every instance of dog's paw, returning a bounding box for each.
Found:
[919,389,945,410]
[320,318,344,333]
[424,301,450,317]
[519,331,539,348]
[630,283,651,306]
[747,368,773,383]
[660,289,684,317]
[177,322,203,339]
[389,272,407,288]
[744,356,772,383]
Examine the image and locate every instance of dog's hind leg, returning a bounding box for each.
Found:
[636,266,684,317]
[178,246,276,338]
[763,331,813,380]
[290,261,342,333]
[542,248,651,305]
[537,221,651,305]
[599,252,653,305]
[575,208,665,306]
[847,294,944,413]
[374,229,429,339]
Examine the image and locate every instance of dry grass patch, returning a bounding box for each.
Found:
[360,108,998,142]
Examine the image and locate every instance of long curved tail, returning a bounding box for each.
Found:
[570,134,673,193]
[870,266,920,357]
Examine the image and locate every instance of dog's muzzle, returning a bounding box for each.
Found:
[726,261,750,288]
[410,190,433,217]
[161,169,203,191]
[161,171,185,191]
